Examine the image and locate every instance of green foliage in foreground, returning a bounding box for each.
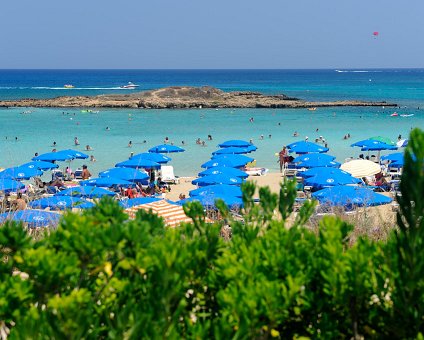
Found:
[1,129,424,339]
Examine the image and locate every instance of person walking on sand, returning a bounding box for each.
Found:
[278,146,288,173]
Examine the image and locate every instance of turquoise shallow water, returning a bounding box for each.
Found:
[1,69,423,176]
[1,106,423,177]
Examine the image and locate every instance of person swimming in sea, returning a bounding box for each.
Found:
[74,137,79,145]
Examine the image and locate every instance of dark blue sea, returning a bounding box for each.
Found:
[0,69,423,105]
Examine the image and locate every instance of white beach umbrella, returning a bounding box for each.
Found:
[340,159,382,178]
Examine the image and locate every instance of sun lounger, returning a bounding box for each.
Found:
[51,169,64,181]
[283,164,297,177]
[160,165,180,184]
[74,168,83,180]
[245,167,268,176]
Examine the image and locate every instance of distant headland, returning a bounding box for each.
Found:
[0,86,396,109]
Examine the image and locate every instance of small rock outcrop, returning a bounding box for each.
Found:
[0,86,396,109]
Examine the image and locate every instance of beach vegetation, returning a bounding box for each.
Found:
[0,129,423,338]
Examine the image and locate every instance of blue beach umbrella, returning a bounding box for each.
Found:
[0,210,61,228]
[304,171,361,190]
[212,146,254,155]
[202,157,250,169]
[99,168,149,182]
[148,144,185,153]
[218,140,255,148]
[312,186,392,209]
[0,166,43,180]
[119,197,162,209]
[299,167,353,179]
[287,141,329,154]
[351,139,397,151]
[190,184,243,198]
[79,177,134,188]
[33,151,74,162]
[361,144,397,152]
[130,152,171,164]
[211,154,254,163]
[179,194,243,208]
[198,166,248,178]
[60,149,89,159]
[297,159,340,169]
[192,174,243,187]
[57,185,117,198]
[115,158,161,169]
[381,152,404,163]
[294,153,340,168]
[20,161,59,171]
[0,178,25,192]
[293,153,335,163]
[29,196,94,210]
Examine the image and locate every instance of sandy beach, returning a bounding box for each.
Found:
[165,171,396,235]
[165,172,283,201]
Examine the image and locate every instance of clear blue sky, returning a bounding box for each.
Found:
[1,0,423,69]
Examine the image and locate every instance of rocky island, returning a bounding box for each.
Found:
[0,86,396,109]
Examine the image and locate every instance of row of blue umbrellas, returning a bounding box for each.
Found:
[0,144,187,227]
[312,186,392,210]
[285,139,395,208]
[0,136,403,221]
[182,140,256,208]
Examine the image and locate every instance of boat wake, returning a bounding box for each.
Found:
[335,70,382,73]
[31,87,129,90]
[0,86,137,90]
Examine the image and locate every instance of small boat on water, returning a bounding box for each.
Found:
[390,112,399,117]
[308,107,317,111]
[64,84,74,88]
[80,110,99,114]
[120,82,139,89]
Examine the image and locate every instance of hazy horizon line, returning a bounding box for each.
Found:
[0,67,423,71]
